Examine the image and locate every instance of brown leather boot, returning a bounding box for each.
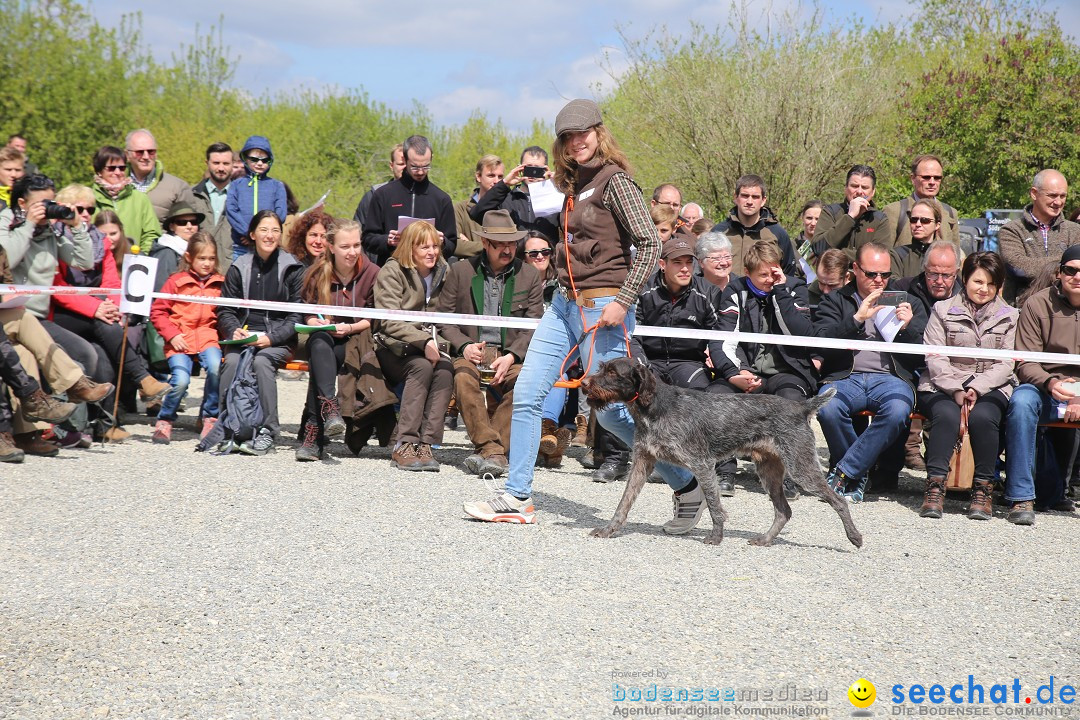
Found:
[967,480,994,520]
[20,388,77,424]
[572,413,588,447]
[14,430,60,457]
[904,418,926,470]
[919,477,946,518]
[66,376,113,403]
[539,419,560,455]
[139,376,171,402]
[0,431,25,463]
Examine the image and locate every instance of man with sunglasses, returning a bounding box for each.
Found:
[1003,245,1080,524]
[813,241,928,502]
[124,129,196,223]
[998,169,1080,303]
[882,155,960,247]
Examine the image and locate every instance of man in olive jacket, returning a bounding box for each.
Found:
[436,210,544,477]
[813,164,891,261]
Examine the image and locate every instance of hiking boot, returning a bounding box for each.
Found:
[1007,500,1035,526]
[578,449,603,470]
[539,419,571,456]
[0,432,25,463]
[905,447,926,471]
[20,389,77,424]
[43,427,90,449]
[717,473,736,497]
[198,417,217,440]
[65,376,112,404]
[967,480,993,520]
[920,477,946,518]
[14,431,59,457]
[238,428,275,456]
[103,426,130,443]
[662,483,705,535]
[319,396,346,437]
[152,419,173,445]
[572,413,589,447]
[295,420,323,462]
[415,443,440,472]
[463,492,536,523]
[463,453,485,475]
[783,478,800,501]
[1036,498,1076,513]
[138,376,171,402]
[479,453,509,477]
[845,474,870,504]
[593,458,630,483]
[392,442,425,471]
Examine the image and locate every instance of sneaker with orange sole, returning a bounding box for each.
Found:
[463,492,536,524]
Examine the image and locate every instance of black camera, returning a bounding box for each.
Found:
[43,200,75,221]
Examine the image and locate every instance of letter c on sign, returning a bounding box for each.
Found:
[125,264,148,304]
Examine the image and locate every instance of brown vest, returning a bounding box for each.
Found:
[555,163,633,292]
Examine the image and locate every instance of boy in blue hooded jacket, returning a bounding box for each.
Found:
[226,136,287,259]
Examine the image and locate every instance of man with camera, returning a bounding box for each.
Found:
[435,210,544,477]
[468,146,555,235]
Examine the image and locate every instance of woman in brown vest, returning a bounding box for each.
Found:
[464,99,699,528]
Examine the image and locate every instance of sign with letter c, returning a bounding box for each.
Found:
[120,254,159,316]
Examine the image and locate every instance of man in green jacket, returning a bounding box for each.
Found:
[813,164,892,261]
[436,210,544,477]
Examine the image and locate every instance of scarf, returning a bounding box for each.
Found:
[94,173,133,199]
[745,277,770,298]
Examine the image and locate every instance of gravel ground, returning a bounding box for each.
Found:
[2,377,1078,719]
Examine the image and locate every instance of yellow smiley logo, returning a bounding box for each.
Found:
[848,678,876,709]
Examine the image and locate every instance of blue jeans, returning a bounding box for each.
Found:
[159,347,222,422]
[1004,383,1060,503]
[505,291,694,499]
[817,372,914,479]
[542,385,567,423]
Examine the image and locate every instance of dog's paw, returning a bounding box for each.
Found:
[748,535,774,547]
[590,526,617,539]
[702,533,724,545]
[848,532,864,548]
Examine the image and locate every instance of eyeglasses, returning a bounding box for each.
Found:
[657,201,680,209]
[525,248,552,259]
[859,269,891,280]
[255,227,282,236]
[925,272,956,282]
[129,149,157,157]
[74,205,95,215]
[909,216,936,225]
[246,156,270,164]
[916,175,942,181]
[1060,265,1080,277]
[172,218,199,227]
[105,164,126,172]
[703,254,733,266]
[409,164,432,172]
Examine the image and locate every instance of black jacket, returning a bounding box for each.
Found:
[893,272,959,319]
[218,249,305,346]
[631,273,726,365]
[813,280,928,387]
[713,276,817,390]
[468,180,560,241]
[710,207,798,276]
[361,175,458,265]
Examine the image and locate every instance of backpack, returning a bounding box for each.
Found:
[195,347,264,451]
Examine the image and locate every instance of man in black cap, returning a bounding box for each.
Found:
[436,210,544,477]
[1004,243,1080,524]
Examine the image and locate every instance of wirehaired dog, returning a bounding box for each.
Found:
[581,357,862,548]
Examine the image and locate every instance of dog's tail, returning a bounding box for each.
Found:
[804,387,836,416]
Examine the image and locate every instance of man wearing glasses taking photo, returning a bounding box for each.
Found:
[124,129,196,223]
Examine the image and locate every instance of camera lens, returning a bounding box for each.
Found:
[43,200,76,221]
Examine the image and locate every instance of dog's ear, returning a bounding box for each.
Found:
[632,359,656,406]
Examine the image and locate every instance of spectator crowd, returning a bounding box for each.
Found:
[2,119,1079,530]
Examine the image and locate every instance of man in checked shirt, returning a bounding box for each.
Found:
[998,169,1080,303]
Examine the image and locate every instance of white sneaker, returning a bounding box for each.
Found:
[463,492,537,524]
[662,484,705,535]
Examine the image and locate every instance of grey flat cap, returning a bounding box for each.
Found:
[554,99,602,136]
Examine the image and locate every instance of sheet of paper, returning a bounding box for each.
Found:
[799,257,817,285]
[298,189,331,217]
[398,216,436,232]
[529,179,564,218]
[0,294,30,309]
[872,306,903,343]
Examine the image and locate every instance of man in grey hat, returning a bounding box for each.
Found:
[436,210,545,476]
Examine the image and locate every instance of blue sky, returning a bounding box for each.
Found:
[93,0,1079,131]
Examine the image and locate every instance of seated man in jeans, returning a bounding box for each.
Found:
[711,240,817,499]
[813,241,928,502]
[1004,245,1080,525]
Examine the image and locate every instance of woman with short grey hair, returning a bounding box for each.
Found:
[696,231,736,291]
